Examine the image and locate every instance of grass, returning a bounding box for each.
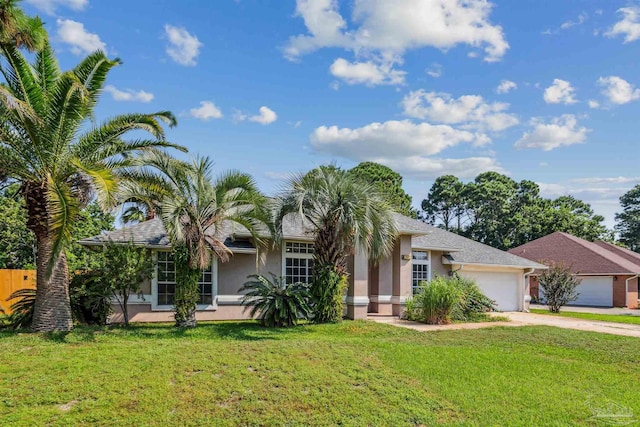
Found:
[1,322,639,426]
[531,308,640,325]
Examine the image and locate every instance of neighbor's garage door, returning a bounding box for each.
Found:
[460,271,520,311]
[542,276,612,307]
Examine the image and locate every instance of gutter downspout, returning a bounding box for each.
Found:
[523,268,535,313]
[451,264,464,276]
[625,275,639,307]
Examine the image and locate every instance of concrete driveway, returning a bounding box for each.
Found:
[530,304,640,316]
[368,313,640,337]
[496,312,640,337]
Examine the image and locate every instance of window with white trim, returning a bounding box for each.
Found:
[284,241,314,284]
[412,251,431,295]
[156,252,214,306]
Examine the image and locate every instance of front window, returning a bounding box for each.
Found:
[284,241,314,284]
[412,251,431,295]
[156,252,214,306]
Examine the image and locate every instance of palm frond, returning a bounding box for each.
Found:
[46,175,80,276]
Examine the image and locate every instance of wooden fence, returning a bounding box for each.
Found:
[0,269,36,314]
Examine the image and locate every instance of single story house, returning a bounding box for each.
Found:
[508,232,639,308]
[79,213,545,323]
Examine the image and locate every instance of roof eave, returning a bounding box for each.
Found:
[444,259,548,270]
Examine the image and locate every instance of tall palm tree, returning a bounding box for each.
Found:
[0,42,185,331]
[120,154,270,328]
[274,166,397,323]
[0,0,47,51]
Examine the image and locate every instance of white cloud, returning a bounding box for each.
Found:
[284,0,508,86]
[598,76,640,105]
[310,119,501,179]
[514,114,589,151]
[426,63,442,78]
[560,12,587,30]
[380,156,503,179]
[265,171,291,181]
[234,106,278,125]
[26,0,87,15]
[311,120,483,158]
[164,25,202,66]
[401,90,518,132]
[588,99,600,109]
[496,80,517,94]
[56,19,106,55]
[104,85,154,103]
[538,176,640,227]
[189,101,223,121]
[605,7,640,43]
[571,176,640,185]
[249,106,278,125]
[329,58,405,86]
[543,79,577,104]
[543,12,587,35]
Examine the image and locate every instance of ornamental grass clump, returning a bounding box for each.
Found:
[404,275,496,324]
[406,277,462,325]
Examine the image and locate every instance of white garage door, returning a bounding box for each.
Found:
[541,276,613,307]
[460,271,520,311]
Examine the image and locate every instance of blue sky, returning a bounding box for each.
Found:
[22,0,640,227]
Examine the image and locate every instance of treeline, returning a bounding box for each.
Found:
[421,172,610,251]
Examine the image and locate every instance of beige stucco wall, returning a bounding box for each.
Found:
[110,304,255,323]
[217,253,259,295]
[139,277,151,295]
[429,250,450,278]
[217,248,283,295]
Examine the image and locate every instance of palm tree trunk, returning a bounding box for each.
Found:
[31,235,73,332]
[174,259,200,328]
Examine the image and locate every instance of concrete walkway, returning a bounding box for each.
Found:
[530,304,640,316]
[368,313,640,337]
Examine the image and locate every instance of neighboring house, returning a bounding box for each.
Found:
[78,213,545,323]
[509,232,640,308]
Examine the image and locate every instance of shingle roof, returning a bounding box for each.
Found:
[508,232,640,274]
[411,224,546,269]
[79,213,544,269]
[593,241,640,266]
[77,218,256,251]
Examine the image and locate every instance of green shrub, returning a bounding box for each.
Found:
[69,271,113,325]
[450,275,497,322]
[404,277,462,324]
[539,262,580,313]
[1,273,113,330]
[2,288,35,329]
[311,265,348,324]
[404,275,496,324]
[239,273,313,327]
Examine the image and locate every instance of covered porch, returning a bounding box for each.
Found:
[345,235,415,320]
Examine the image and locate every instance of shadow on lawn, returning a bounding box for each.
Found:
[126,321,311,342]
[1,321,313,343]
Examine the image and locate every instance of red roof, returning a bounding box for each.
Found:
[508,232,640,275]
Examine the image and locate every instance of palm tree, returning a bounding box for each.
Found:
[274,166,397,323]
[0,42,184,331]
[120,154,270,327]
[121,204,148,225]
[0,0,47,51]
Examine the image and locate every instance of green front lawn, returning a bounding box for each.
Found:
[531,308,640,325]
[1,322,638,426]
